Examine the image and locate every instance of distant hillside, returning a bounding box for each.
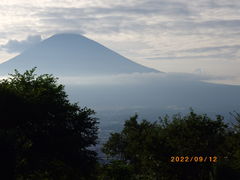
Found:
[0,34,159,76]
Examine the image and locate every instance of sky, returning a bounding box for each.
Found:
[0,0,240,85]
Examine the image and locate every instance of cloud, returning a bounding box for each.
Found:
[59,72,166,85]
[183,45,240,53]
[1,35,42,53]
[0,0,240,82]
[33,1,240,37]
[145,44,240,61]
[58,72,218,86]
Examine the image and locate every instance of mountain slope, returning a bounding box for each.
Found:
[0,34,159,76]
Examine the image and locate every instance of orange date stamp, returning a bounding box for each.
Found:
[170,156,218,163]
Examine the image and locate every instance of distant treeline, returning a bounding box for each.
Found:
[0,68,239,180]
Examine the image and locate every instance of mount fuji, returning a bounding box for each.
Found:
[0,33,240,126]
[0,34,159,76]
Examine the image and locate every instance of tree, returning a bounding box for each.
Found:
[0,68,98,179]
[98,160,134,180]
[216,111,240,179]
[103,111,231,179]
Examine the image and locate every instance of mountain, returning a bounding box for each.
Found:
[0,34,159,76]
[1,33,240,128]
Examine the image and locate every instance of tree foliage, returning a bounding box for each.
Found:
[102,111,240,180]
[0,68,98,179]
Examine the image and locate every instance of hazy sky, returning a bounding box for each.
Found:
[0,0,240,84]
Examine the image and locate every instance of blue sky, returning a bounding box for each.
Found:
[0,0,240,85]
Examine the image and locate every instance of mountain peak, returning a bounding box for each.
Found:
[0,33,159,76]
[47,33,89,42]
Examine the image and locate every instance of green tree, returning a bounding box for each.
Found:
[98,160,133,180]
[231,111,240,175]
[103,111,231,180]
[0,68,98,179]
[215,112,240,180]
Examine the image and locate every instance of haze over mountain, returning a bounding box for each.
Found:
[0,33,239,128]
[0,34,158,76]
